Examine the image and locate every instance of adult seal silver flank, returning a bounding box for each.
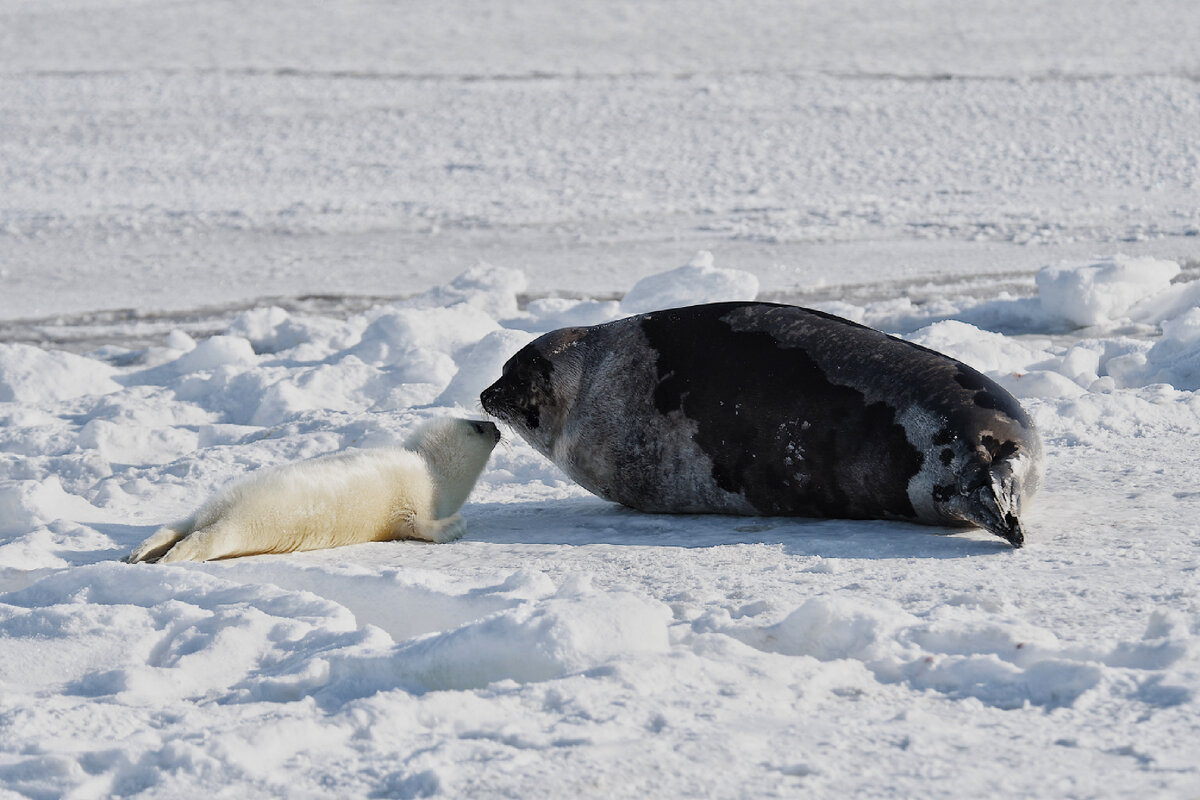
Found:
[481,302,1043,547]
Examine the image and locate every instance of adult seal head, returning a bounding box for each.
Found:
[480,302,1043,547]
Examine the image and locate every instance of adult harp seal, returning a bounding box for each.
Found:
[481,302,1042,546]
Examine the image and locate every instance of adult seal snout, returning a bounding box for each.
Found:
[480,302,1043,546]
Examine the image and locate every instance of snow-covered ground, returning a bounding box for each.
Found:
[2,2,1200,797]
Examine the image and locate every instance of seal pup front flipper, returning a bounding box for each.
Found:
[123,517,195,563]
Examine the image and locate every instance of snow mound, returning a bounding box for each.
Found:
[248,357,387,426]
[905,320,1050,375]
[229,306,362,359]
[78,417,201,465]
[1050,309,1200,393]
[1142,308,1200,390]
[238,572,672,700]
[892,263,1200,395]
[514,297,623,332]
[994,369,1089,400]
[436,328,537,407]
[1,563,669,708]
[169,335,257,373]
[353,305,500,369]
[0,477,111,536]
[621,251,759,314]
[709,593,1194,711]
[385,578,671,691]
[1036,255,1180,328]
[409,263,528,320]
[0,343,120,403]
[735,596,913,662]
[0,562,365,704]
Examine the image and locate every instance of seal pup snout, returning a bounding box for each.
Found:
[469,419,502,445]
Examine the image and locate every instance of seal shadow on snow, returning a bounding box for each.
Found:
[464,498,1012,559]
[82,506,1008,566]
[2,521,160,573]
[86,521,163,561]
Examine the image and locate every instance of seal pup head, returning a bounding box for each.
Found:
[479,327,588,459]
[405,417,502,519]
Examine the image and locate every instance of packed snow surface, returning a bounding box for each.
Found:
[3,1,1200,798]
[3,255,1200,798]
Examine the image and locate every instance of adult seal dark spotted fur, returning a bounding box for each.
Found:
[480,302,1043,547]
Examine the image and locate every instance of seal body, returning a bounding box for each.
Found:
[125,418,501,563]
[481,302,1042,546]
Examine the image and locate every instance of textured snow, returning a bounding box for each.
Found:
[3,255,1200,797]
[1036,256,1182,328]
[3,2,1200,798]
[621,251,760,314]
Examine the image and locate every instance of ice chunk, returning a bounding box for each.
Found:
[904,320,1049,375]
[170,335,257,373]
[1142,308,1200,390]
[1036,255,1180,328]
[621,251,759,314]
[517,297,623,331]
[436,329,536,407]
[385,582,671,691]
[352,306,499,368]
[0,344,120,404]
[410,264,528,320]
[0,477,107,536]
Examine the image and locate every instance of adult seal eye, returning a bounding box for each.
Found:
[479,302,1043,548]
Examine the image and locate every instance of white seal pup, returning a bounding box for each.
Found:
[125,418,501,563]
[481,302,1043,547]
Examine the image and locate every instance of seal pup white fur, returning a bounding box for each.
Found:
[125,418,501,563]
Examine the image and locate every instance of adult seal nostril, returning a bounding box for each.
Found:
[480,302,1043,547]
